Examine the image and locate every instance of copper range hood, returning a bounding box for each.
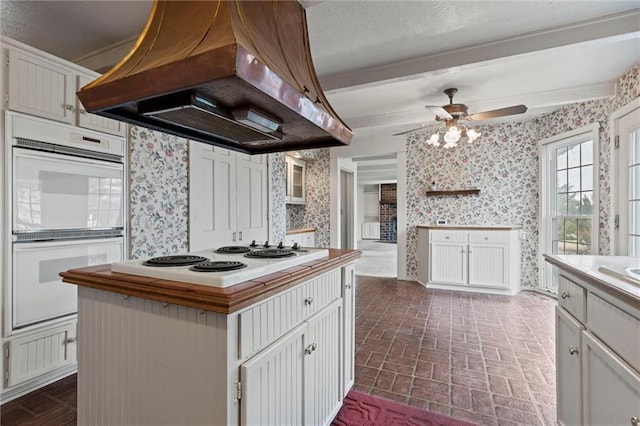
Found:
[77,0,353,154]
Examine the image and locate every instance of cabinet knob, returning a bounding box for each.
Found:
[561,291,569,299]
[64,104,74,111]
[568,345,578,355]
[445,236,450,240]
[304,297,313,305]
[64,337,76,344]
[305,343,317,355]
[80,108,86,114]
[631,417,639,426]
[345,283,352,289]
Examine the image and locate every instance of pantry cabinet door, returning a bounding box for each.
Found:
[189,143,237,250]
[7,49,75,124]
[240,323,306,426]
[236,153,268,244]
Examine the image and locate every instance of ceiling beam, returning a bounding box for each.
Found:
[321,10,640,93]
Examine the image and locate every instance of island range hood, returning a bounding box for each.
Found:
[77,0,353,155]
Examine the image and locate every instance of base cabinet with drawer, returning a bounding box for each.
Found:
[74,263,357,426]
[548,258,640,426]
[417,226,522,295]
[285,230,315,248]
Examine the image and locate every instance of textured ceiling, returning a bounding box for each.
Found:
[0,0,638,138]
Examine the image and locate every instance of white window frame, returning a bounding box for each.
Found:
[538,123,600,290]
[609,98,640,255]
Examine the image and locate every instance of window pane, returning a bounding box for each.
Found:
[581,140,593,165]
[557,147,567,170]
[564,218,577,249]
[568,168,580,192]
[631,201,640,234]
[631,129,640,164]
[567,144,581,168]
[568,192,581,215]
[578,219,591,253]
[557,170,567,193]
[631,235,640,257]
[556,193,568,215]
[631,165,640,200]
[581,192,593,215]
[581,165,593,191]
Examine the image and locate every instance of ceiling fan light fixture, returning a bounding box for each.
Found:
[466,128,480,143]
[427,133,441,146]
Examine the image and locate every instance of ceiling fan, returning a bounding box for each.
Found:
[393,88,528,137]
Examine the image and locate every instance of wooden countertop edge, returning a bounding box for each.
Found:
[285,228,316,235]
[543,254,640,310]
[61,249,362,314]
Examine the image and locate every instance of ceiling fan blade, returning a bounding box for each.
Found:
[466,105,528,121]
[425,106,453,120]
[392,125,429,136]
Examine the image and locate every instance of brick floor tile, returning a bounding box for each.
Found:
[432,363,449,382]
[471,389,495,415]
[391,374,413,395]
[412,378,450,394]
[451,408,498,426]
[375,370,395,391]
[410,387,449,404]
[495,406,538,424]
[493,395,537,413]
[370,389,409,405]
[451,374,489,391]
[450,385,472,410]
[381,360,415,375]
[488,374,511,396]
[406,397,429,410]
[428,402,452,416]
[414,361,433,378]
[366,352,385,368]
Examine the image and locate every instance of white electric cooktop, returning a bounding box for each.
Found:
[111,245,329,288]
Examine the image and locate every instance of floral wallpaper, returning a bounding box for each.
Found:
[405,121,540,286]
[269,152,287,244]
[284,148,331,247]
[128,126,189,259]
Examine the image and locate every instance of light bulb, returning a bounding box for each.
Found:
[444,126,461,144]
[466,128,480,143]
[428,133,440,146]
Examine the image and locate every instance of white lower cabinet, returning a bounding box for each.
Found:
[286,231,315,248]
[3,321,77,396]
[417,226,521,295]
[552,268,640,426]
[361,222,380,240]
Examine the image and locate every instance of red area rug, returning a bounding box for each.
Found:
[332,391,475,426]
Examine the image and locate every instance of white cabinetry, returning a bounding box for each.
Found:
[417,226,521,295]
[551,266,640,426]
[189,142,268,249]
[76,263,356,426]
[4,42,126,136]
[361,222,380,240]
[286,156,306,204]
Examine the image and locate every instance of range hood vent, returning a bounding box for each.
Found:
[77,0,353,155]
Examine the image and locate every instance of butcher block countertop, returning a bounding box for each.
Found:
[286,227,316,235]
[60,248,361,315]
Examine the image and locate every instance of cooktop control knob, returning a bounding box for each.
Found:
[292,242,299,250]
[277,241,284,249]
[249,240,257,247]
[263,241,270,248]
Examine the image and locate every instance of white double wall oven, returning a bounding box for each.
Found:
[5,112,126,334]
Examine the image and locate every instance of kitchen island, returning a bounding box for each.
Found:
[544,255,640,426]
[61,248,360,426]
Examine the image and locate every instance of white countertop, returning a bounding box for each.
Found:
[543,254,640,302]
[417,224,522,230]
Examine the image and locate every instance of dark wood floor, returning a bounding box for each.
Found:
[1,276,556,426]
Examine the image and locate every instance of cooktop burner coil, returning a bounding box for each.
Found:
[142,255,209,267]
[244,249,296,259]
[215,246,252,254]
[189,261,247,272]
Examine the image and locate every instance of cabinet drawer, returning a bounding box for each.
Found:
[587,293,640,372]
[468,231,508,244]
[238,269,341,360]
[430,231,467,242]
[558,274,586,323]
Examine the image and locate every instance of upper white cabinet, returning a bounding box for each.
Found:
[4,44,126,136]
[417,226,522,295]
[286,156,306,204]
[189,142,268,250]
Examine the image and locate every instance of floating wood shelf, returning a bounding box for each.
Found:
[426,189,480,196]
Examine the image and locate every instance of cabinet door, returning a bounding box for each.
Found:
[342,265,356,397]
[236,153,268,244]
[556,306,584,426]
[240,323,306,426]
[76,74,127,136]
[7,49,75,124]
[286,157,306,204]
[468,243,507,288]
[8,322,77,387]
[430,242,466,284]
[189,143,237,250]
[582,331,640,426]
[305,300,343,426]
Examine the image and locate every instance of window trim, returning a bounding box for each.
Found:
[538,123,600,290]
[609,98,640,254]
